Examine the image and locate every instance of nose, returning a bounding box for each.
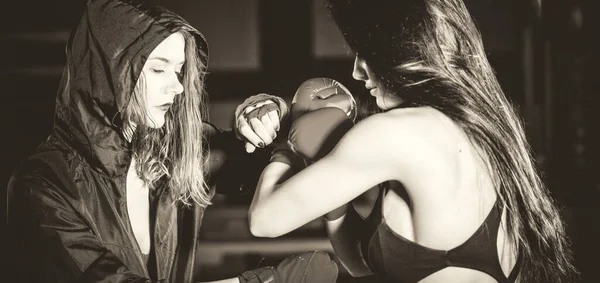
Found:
[167,72,184,96]
[352,56,367,81]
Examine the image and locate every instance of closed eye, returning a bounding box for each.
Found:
[150,68,164,74]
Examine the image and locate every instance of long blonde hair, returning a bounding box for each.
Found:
[330,0,578,281]
[123,31,213,207]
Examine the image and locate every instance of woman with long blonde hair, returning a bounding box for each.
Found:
[6,0,339,282]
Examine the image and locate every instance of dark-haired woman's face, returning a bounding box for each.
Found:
[352,56,403,110]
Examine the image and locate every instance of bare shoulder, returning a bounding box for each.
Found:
[331,107,459,174]
[341,107,449,147]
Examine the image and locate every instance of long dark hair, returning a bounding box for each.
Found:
[329,0,578,282]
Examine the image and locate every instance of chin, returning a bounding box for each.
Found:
[146,116,166,128]
[375,98,389,110]
[376,95,403,110]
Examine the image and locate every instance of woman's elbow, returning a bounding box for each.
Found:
[249,223,276,238]
[248,209,283,238]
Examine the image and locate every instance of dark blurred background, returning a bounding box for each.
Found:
[1,0,598,282]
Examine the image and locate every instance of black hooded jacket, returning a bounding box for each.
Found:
[6,0,268,282]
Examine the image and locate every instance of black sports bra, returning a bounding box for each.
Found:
[359,187,521,283]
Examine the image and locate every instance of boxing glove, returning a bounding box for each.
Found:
[291,77,357,121]
[270,77,357,168]
[288,107,353,161]
[238,266,280,283]
[237,251,338,283]
[286,78,357,221]
[288,77,356,159]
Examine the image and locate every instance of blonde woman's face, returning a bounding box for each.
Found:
[352,55,403,110]
[139,32,185,128]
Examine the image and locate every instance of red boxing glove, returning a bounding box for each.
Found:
[288,108,353,161]
[271,77,357,168]
[288,77,356,161]
[287,78,356,221]
[291,77,357,121]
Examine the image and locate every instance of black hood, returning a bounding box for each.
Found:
[53,0,208,177]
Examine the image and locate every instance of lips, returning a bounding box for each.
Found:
[156,102,173,111]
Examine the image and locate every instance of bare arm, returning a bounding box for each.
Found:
[248,113,413,238]
[248,161,297,217]
[249,154,373,276]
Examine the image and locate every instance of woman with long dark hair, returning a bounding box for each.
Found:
[249,0,578,282]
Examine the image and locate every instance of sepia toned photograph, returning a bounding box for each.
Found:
[2,0,598,282]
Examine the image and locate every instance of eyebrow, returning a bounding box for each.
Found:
[148,57,184,65]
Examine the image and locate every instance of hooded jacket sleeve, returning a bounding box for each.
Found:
[203,122,271,197]
[6,172,151,283]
